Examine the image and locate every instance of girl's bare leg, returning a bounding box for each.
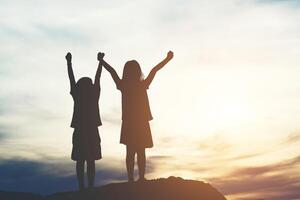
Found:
[76,160,85,190]
[126,146,135,182]
[137,148,146,181]
[87,160,95,188]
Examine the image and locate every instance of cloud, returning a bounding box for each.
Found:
[0,132,7,143]
[257,0,300,6]
[197,134,232,153]
[216,174,300,200]
[0,124,16,144]
[209,156,300,199]
[148,155,174,160]
[227,153,263,161]
[0,157,127,194]
[0,158,74,194]
[228,156,300,177]
[284,132,300,144]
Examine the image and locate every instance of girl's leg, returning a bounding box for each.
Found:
[76,160,85,190]
[87,160,95,188]
[137,148,146,181]
[126,145,135,182]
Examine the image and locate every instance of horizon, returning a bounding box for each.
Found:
[1,0,300,199]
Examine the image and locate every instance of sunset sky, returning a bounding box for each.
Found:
[1,0,300,199]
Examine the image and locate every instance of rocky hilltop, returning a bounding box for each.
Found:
[0,176,226,200]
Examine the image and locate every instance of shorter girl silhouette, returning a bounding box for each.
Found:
[65,52,104,190]
[100,51,173,182]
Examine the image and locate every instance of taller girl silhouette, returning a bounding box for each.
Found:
[100,51,174,182]
[65,52,104,190]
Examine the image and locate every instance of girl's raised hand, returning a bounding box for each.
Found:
[167,51,174,60]
[97,52,105,61]
[65,52,72,62]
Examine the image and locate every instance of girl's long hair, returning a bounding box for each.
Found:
[122,60,144,84]
[76,77,93,95]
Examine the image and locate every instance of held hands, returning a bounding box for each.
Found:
[97,52,105,61]
[166,51,174,60]
[65,52,72,62]
[66,51,171,63]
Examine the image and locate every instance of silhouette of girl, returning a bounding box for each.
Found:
[65,52,104,190]
[100,51,173,182]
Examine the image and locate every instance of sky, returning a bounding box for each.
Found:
[0,0,300,199]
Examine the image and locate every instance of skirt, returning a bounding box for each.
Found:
[120,120,153,149]
[71,127,102,161]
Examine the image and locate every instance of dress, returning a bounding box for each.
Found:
[70,83,102,161]
[117,80,153,149]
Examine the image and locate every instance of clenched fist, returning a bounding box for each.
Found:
[65,52,72,62]
[97,52,105,61]
[167,51,174,60]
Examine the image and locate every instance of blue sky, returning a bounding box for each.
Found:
[1,0,300,199]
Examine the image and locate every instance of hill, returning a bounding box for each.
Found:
[1,176,226,200]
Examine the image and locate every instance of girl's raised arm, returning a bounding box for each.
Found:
[144,51,173,87]
[65,52,76,91]
[94,52,104,87]
[101,57,122,88]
